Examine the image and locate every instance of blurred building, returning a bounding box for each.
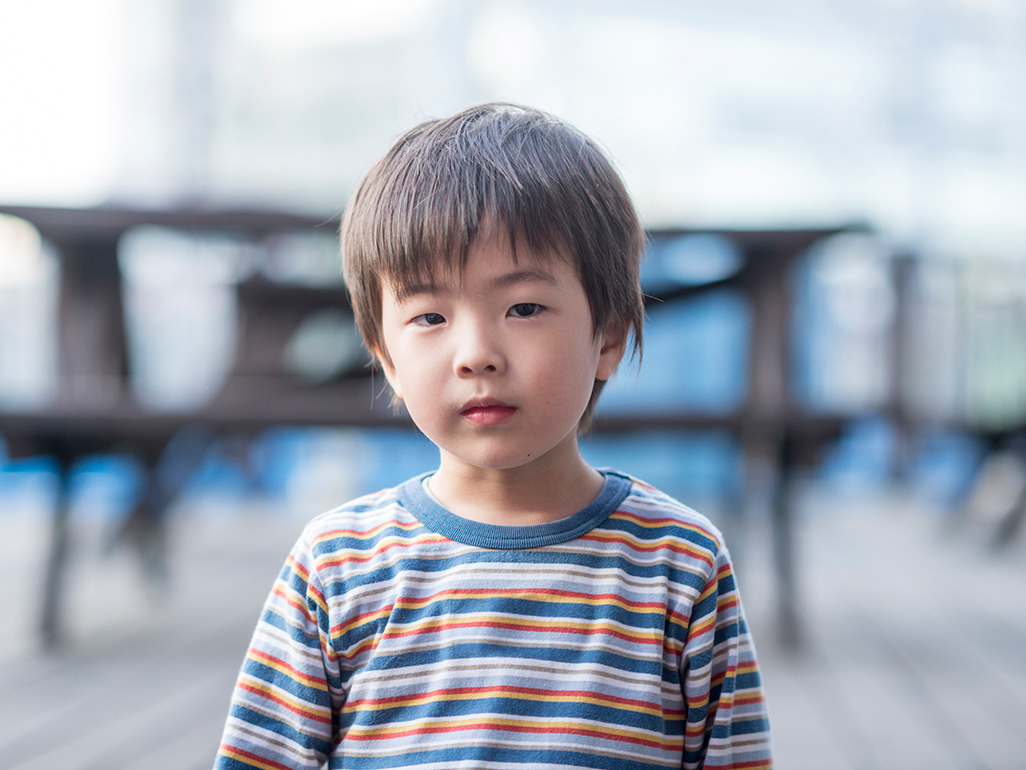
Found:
[3,0,1026,512]
[2,0,1025,242]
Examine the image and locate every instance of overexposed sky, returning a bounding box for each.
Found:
[1,0,1025,255]
[0,0,125,205]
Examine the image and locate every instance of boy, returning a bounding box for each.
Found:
[215,103,771,770]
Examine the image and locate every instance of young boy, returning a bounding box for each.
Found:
[215,103,771,770]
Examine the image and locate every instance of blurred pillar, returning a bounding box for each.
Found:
[744,242,801,649]
[55,236,127,407]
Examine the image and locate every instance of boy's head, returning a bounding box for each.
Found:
[340,102,644,427]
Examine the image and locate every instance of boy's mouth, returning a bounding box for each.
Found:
[460,400,517,426]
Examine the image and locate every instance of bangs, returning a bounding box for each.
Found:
[362,107,585,294]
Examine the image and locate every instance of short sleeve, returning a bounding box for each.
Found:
[680,544,772,769]
[214,531,346,769]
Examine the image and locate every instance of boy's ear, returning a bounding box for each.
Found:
[595,325,628,382]
[374,345,403,400]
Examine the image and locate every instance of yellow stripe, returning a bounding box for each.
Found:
[342,687,683,719]
[347,716,684,748]
[272,561,329,619]
[249,651,328,692]
[239,676,331,719]
[608,511,719,541]
[583,529,715,563]
[687,614,716,640]
[311,523,436,549]
[736,660,759,674]
[218,747,285,770]
[333,604,394,639]
[313,534,447,570]
[383,613,663,640]
[696,579,718,603]
[306,587,328,616]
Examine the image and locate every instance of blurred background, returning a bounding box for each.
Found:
[1,1,1025,768]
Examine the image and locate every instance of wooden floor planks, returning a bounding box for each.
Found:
[0,488,1023,769]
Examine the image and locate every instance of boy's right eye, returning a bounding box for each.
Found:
[412,312,445,326]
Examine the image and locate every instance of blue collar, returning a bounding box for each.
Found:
[396,470,632,550]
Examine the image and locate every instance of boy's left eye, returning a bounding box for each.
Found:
[508,303,543,318]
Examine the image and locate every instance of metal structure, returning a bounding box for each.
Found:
[0,204,849,649]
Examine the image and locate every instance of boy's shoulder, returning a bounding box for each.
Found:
[610,470,726,554]
[296,481,412,546]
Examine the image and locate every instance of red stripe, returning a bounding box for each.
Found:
[307,582,326,607]
[317,519,413,540]
[393,587,668,612]
[580,534,715,566]
[249,649,327,688]
[731,693,766,707]
[285,555,309,579]
[330,603,395,637]
[717,597,740,613]
[380,617,662,646]
[610,511,718,539]
[219,745,293,770]
[271,587,316,626]
[345,684,685,716]
[237,682,332,725]
[347,721,681,750]
[319,535,443,568]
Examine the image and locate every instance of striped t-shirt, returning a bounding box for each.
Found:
[215,470,771,769]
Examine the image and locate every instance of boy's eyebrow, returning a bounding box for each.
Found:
[392,281,448,302]
[392,267,559,301]
[491,267,559,289]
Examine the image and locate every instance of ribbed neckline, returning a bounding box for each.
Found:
[397,470,631,550]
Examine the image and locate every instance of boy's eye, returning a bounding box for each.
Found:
[412,312,445,326]
[508,303,543,318]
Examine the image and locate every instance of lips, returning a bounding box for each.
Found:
[460,400,517,426]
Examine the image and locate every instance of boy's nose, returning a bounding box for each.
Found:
[453,325,504,376]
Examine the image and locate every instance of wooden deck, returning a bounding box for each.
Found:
[0,487,1023,769]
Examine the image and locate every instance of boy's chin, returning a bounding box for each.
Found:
[436,438,579,476]
[440,452,541,474]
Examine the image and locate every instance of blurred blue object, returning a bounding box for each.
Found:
[359,429,439,493]
[252,426,438,502]
[599,290,750,414]
[67,455,145,521]
[905,429,986,511]
[640,234,743,296]
[817,417,896,493]
[0,447,61,516]
[187,454,249,499]
[660,234,743,286]
[579,430,742,504]
[251,428,317,498]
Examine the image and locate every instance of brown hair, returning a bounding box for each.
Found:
[340,102,644,427]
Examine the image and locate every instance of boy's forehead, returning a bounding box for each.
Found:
[384,257,569,303]
[382,229,577,297]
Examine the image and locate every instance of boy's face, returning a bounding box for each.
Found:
[377,230,624,475]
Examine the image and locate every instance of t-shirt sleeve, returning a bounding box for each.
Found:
[214,530,344,769]
[680,543,772,769]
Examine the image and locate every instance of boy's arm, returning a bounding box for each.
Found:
[215,533,344,770]
[680,544,772,770]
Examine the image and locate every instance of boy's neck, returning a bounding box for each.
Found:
[427,437,605,527]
